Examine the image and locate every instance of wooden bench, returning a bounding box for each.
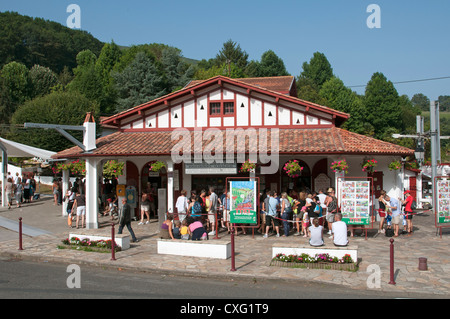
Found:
[157,239,231,259]
[272,243,358,261]
[69,232,130,250]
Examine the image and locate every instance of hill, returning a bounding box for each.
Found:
[0,11,104,73]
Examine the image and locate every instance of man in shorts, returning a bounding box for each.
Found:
[208,187,218,236]
[386,195,400,237]
[401,190,414,234]
[264,191,280,238]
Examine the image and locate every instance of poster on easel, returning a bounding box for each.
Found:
[229,180,258,224]
[338,179,370,225]
[436,178,450,224]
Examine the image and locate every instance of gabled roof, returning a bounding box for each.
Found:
[185,76,296,96]
[52,127,414,159]
[100,75,349,128]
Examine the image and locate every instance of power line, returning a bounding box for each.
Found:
[348,76,450,88]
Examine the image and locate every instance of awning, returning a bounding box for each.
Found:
[0,137,56,161]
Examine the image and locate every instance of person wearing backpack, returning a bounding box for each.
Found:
[400,190,414,235]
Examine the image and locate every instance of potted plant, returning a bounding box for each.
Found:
[330,159,349,174]
[240,159,256,173]
[149,160,166,172]
[388,160,401,171]
[103,160,124,178]
[283,160,303,178]
[361,159,377,173]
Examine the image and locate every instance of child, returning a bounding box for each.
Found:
[180,219,190,240]
[188,217,208,241]
[301,206,310,238]
[173,220,181,239]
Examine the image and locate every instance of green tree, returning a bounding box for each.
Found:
[251,50,290,77]
[161,47,195,92]
[319,77,366,134]
[9,91,99,152]
[299,52,333,88]
[215,40,249,70]
[29,64,59,98]
[0,61,30,122]
[113,51,167,112]
[363,72,402,139]
[67,50,103,103]
[411,93,430,112]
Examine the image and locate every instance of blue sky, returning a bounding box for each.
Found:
[1,0,450,100]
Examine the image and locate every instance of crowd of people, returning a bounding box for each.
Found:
[163,185,416,245]
[3,172,38,209]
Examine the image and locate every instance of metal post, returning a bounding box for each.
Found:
[111,223,116,261]
[214,210,219,239]
[230,224,236,271]
[18,217,23,250]
[388,238,395,285]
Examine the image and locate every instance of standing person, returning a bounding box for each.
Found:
[400,190,414,234]
[23,174,31,203]
[4,177,14,209]
[52,178,60,206]
[118,198,138,242]
[222,192,231,234]
[263,191,280,238]
[325,188,338,236]
[138,193,151,225]
[72,191,86,229]
[208,187,218,236]
[14,178,23,208]
[280,192,292,237]
[175,190,189,223]
[378,190,388,233]
[386,195,401,237]
[331,213,348,246]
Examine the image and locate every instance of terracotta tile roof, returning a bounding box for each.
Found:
[185,76,295,95]
[53,127,414,159]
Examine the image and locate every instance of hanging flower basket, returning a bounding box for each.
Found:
[149,161,166,172]
[240,160,256,173]
[388,160,401,171]
[361,159,377,173]
[283,160,303,178]
[330,159,349,174]
[103,160,124,178]
[56,160,86,176]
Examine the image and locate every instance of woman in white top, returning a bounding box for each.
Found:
[309,218,324,246]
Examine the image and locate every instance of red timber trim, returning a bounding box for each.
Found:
[102,76,349,128]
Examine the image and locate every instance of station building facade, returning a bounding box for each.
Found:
[54,75,414,229]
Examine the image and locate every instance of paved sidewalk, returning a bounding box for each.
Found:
[0,196,449,297]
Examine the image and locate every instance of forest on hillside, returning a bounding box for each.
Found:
[0,11,448,161]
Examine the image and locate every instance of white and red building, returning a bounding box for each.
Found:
[54,75,414,229]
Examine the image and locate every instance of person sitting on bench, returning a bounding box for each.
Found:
[331,213,348,247]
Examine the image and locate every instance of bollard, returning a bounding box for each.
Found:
[110,223,116,261]
[388,238,395,285]
[230,224,236,272]
[418,257,428,271]
[18,217,23,251]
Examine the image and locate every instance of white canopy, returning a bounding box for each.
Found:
[0,137,56,160]
[1,137,57,207]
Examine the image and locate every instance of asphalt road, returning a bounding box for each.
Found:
[0,258,436,301]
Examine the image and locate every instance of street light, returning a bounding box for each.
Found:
[414,143,425,165]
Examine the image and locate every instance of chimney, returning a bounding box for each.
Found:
[83,112,96,152]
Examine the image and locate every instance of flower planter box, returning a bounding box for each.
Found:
[269,259,358,271]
